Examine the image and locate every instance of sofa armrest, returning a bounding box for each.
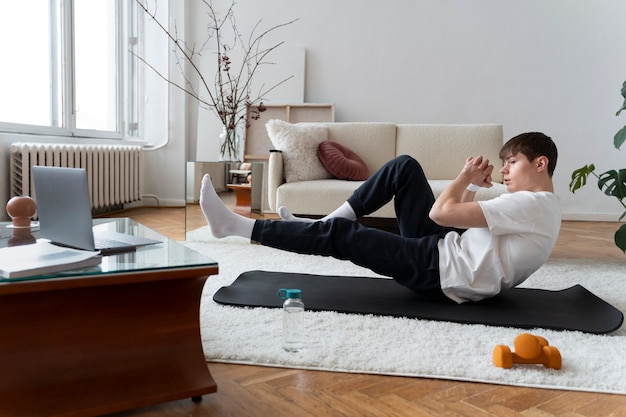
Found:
[267,150,285,212]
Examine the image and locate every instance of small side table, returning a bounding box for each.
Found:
[227,183,252,216]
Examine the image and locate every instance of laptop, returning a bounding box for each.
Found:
[32,166,162,254]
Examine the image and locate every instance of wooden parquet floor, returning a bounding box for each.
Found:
[102,200,626,417]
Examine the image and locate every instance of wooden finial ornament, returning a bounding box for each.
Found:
[6,196,37,228]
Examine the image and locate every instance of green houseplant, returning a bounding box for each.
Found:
[569,80,626,252]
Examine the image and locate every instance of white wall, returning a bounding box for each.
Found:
[196,0,624,220]
[2,0,625,220]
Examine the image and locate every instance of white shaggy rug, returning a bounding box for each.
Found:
[184,226,626,394]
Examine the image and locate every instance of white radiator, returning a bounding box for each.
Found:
[10,142,143,211]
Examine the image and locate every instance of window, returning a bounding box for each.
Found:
[74,0,119,133]
[0,0,164,141]
[0,2,59,128]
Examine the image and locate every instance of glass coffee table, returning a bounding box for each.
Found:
[0,218,219,416]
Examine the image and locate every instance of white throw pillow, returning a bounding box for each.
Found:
[266,119,333,183]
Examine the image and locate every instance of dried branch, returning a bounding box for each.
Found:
[133,0,298,159]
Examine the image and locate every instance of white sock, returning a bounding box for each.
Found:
[199,174,255,239]
[277,206,316,223]
[278,202,357,223]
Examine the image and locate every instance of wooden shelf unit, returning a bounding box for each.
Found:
[243,103,334,213]
[244,103,334,161]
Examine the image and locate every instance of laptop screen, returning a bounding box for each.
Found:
[32,166,97,251]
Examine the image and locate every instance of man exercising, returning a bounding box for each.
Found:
[199,132,560,304]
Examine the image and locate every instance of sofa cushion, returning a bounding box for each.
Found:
[317,141,369,180]
[275,180,508,219]
[276,179,396,218]
[266,119,333,183]
[325,123,397,175]
[396,124,504,182]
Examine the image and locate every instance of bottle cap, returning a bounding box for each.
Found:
[277,288,302,299]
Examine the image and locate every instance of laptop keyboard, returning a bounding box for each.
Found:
[95,237,129,249]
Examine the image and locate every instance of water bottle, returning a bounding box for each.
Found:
[277,288,304,352]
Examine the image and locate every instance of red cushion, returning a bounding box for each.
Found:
[317,141,369,181]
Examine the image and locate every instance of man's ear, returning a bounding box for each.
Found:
[536,156,549,172]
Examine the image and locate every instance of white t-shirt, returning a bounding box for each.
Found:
[437,191,561,303]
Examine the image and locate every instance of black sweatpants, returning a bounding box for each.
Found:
[251,155,451,299]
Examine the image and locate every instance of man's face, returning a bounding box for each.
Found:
[500,152,540,192]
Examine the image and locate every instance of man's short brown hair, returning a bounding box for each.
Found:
[499,132,558,176]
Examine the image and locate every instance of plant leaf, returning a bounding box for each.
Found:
[615,224,626,253]
[615,126,626,150]
[598,169,626,199]
[569,164,595,193]
[617,80,626,116]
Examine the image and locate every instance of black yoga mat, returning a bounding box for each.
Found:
[213,270,624,334]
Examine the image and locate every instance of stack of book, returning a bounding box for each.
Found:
[0,240,101,279]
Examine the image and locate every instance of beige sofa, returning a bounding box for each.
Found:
[267,122,508,218]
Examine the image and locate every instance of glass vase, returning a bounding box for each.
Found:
[219,125,243,162]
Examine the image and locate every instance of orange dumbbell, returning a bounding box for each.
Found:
[493,333,561,370]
